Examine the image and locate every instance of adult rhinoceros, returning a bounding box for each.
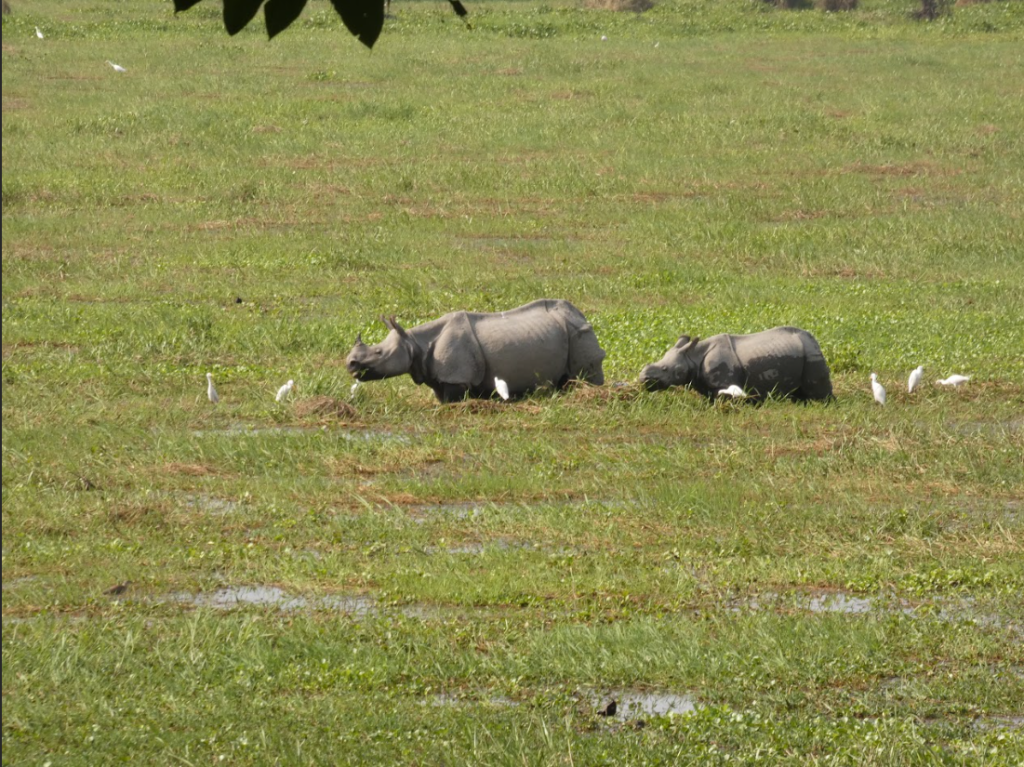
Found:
[639,326,833,402]
[346,299,606,403]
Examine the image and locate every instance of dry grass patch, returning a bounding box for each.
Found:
[294,395,359,422]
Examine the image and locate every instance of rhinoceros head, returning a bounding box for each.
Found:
[346,316,419,382]
[638,335,701,391]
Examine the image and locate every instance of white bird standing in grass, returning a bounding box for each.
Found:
[206,373,219,404]
[494,377,510,401]
[350,381,361,399]
[908,366,924,393]
[35,26,44,39]
[276,379,294,402]
[717,384,748,399]
[106,60,127,73]
[937,374,971,387]
[870,373,886,406]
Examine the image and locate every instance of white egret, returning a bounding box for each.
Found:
[494,377,510,401]
[276,379,294,402]
[937,375,970,387]
[206,373,219,404]
[717,384,748,399]
[870,373,886,406]
[35,26,44,39]
[350,381,361,399]
[908,366,924,393]
[106,60,127,73]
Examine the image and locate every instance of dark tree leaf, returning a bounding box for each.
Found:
[172,0,468,46]
[265,0,308,38]
[329,0,385,49]
[223,0,265,35]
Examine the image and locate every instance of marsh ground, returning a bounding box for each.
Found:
[3,0,1023,763]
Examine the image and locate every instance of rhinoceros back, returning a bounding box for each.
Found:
[470,301,578,391]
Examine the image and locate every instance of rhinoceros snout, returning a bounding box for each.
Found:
[638,365,669,391]
[346,358,368,378]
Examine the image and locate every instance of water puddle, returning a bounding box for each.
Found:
[592,689,700,719]
[425,692,518,708]
[948,419,1024,437]
[183,494,241,516]
[1,576,38,592]
[972,715,1024,731]
[406,498,624,524]
[191,424,408,444]
[408,502,490,523]
[161,585,437,618]
[613,690,700,718]
[191,424,326,438]
[730,590,1020,633]
[806,593,874,614]
[424,540,540,556]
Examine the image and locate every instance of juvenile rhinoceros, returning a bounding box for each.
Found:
[346,299,606,403]
[639,326,833,402]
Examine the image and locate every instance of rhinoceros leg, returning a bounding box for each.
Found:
[428,313,486,391]
[432,382,470,403]
[797,361,833,401]
[796,335,833,401]
[567,322,606,386]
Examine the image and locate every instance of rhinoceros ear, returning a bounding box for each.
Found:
[674,335,691,349]
[355,332,364,346]
[389,317,411,340]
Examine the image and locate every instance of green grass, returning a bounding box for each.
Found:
[3,0,1024,763]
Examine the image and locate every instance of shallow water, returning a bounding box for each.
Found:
[191,424,408,443]
[731,590,1020,633]
[596,689,701,718]
[407,501,489,523]
[1,576,38,592]
[425,692,518,708]
[806,593,874,614]
[165,586,376,614]
[424,539,540,556]
[183,494,240,516]
[161,585,438,618]
[948,418,1024,436]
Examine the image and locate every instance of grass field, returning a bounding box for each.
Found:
[3,0,1023,763]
